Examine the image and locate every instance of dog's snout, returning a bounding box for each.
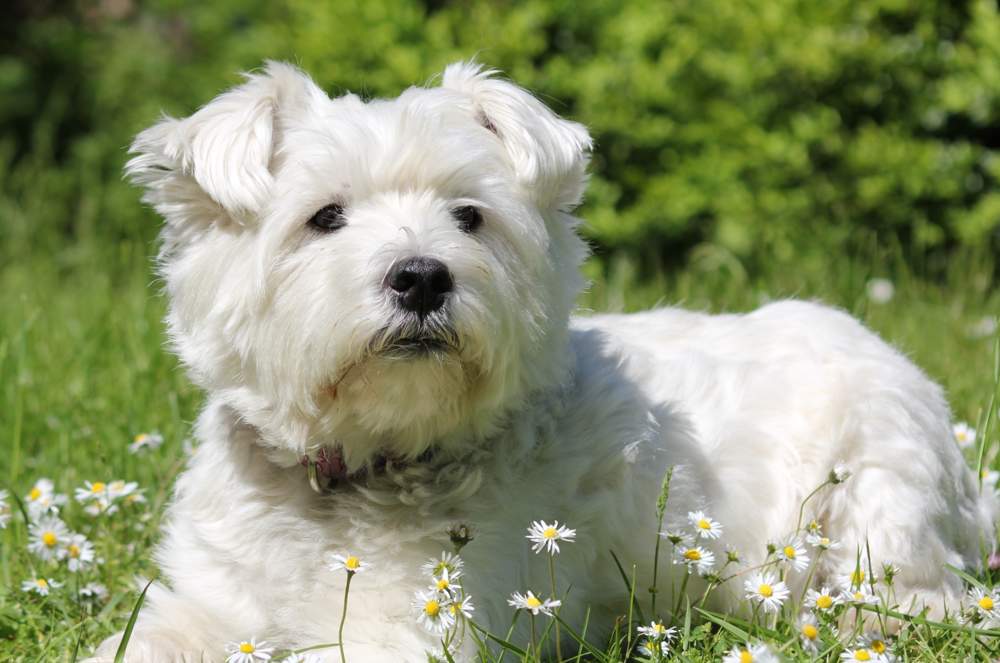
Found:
[387,257,453,316]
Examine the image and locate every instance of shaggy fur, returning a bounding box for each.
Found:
[90,62,995,662]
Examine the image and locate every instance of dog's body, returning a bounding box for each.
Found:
[92,63,993,662]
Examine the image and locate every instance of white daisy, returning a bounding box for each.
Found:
[508,590,561,616]
[636,620,676,642]
[953,422,976,448]
[447,595,475,620]
[660,529,693,546]
[421,551,464,579]
[806,533,841,551]
[65,532,96,572]
[224,638,274,662]
[776,537,811,572]
[673,544,715,575]
[0,489,11,529]
[805,586,842,612]
[27,515,70,562]
[79,582,109,602]
[328,552,370,575]
[637,638,672,658]
[129,431,164,454]
[798,613,821,654]
[805,519,823,535]
[841,584,879,606]
[840,647,877,662]
[108,479,141,501]
[24,478,67,518]
[687,510,723,539]
[430,567,461,599]
[526,520,576,555]
[858,632,895,661]
[21,577,62,596]
[839,563,875,589]
[413,589,455,634]
[980,468,999,491]
[722,641,780,663]
[74,480,110,504]
[966,586,999,621]
[744,571,790,613]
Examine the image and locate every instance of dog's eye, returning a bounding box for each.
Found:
[452,205,483,233]
[307,204,347,232]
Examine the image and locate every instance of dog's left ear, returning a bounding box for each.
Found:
[442,62,592,212]
[127,61,327,225]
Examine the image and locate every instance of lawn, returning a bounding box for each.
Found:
[1,238,998,661]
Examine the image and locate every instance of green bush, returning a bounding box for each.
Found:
[2,0,999,275]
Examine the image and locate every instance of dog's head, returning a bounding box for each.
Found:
[129,61,591,466]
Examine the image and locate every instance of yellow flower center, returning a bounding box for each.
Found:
[29,487,42,501]
[526,596,542,609]
[652,622,666,635]
[801,623,818,639]
[819,537,830,546]
[424,599,440,617]
[91,482,106,493]
[853,592,864,601]
[808,519,819,531]
[239,643,255,653]
[134,434,147,443]
[758,584,773,598]
[345,556,360,570]
[436,578,450,591]
[871,640,886,654]
[851,570,865,585]
[543,527,558,539]
[783,546,796,558]
[42,531,58,547]
[979,596,994,611]
[957,431,967,442]
[816,595,833,609]
[68,544,80,558]
[739,651,753,663]
[36,578,48,588]
[683,549,701,561]
[853,650,871,661]
[697,519,711,530]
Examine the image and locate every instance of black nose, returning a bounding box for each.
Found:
[386,257,453,316]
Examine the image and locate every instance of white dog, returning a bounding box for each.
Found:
[92,62,994,662]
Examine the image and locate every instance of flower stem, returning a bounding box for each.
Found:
[650,466,674,618]
[796,480,832,532]
[549,554,562,662]
[672,569,691,619]
[529,614,538,661]
[338,571,354,663]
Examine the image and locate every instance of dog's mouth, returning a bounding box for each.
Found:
[367,323,461,359]
[384,335,453,357]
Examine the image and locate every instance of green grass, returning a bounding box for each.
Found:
[0,238,998,662]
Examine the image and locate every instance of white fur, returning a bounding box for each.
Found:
[90,62,994,662]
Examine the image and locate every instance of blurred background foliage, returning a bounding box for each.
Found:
[1,0,999,280]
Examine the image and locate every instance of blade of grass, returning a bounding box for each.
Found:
[609,549,647,625]
[114,578,154,663]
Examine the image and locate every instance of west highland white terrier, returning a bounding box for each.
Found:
[92,62,995,662]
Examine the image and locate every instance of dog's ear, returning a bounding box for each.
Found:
[127,61,326,224]
[441,62,592,212]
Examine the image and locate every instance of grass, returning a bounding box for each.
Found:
[0,235,998,662]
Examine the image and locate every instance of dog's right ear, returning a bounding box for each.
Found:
[127,61,327,225]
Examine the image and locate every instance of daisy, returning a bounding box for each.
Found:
[27,515,70,562]
[981,468,999,491]
[508,590,561,616]
[108,479,141,501]
[805,519,822,535]
[805,586,842,612]
[74,480,109,504]
[722,642,780,663]
[744,571,790,613]
[637,638,672,658]
[687,510,723,539]
[841,584,879,606]
[830,462,851,484]
[22,577,62,596]
[526,520,576,554]
[806,533,841,551]
[966,586,999,621]
[858,632,894,661]
[636,620,676,642]
[430,567,461,599]
[839,563,875,589]
[25,478,67,518]
[79,582,109,602]
[65,533,96,572]
[129,431,165,454]
[674,544,715,575]
[0,489,11,528]
[224,638,274,662]
[776,537,811,572]
[953,422,976,448]
[447,595,475,620]
[798,613,821,654]
[413,588,456,634]
[660,529,692,546]
[840,648,876,662]
[421,551,464,579]
[328,552,370,575]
